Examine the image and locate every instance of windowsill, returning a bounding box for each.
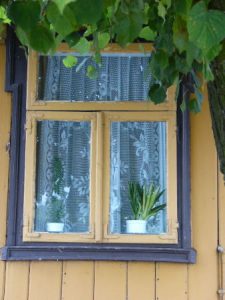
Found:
[0,244,196,263]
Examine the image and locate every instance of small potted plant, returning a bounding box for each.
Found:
[126,182,166,234]
[46,157,70,233]
[46,194,66,233]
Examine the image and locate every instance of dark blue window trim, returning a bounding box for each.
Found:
[0,28,196,263]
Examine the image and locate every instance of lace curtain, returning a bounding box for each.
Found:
[38,54,151,101]
[35,54,166,234]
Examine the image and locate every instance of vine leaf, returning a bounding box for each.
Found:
[149,84,167,104]
[0,7,10,24]
[63,55,78,68]
[98,32,110,49]
[139,26,156,41]
[52,0,74,14]
[74,37,92,54]
[114,3,144,46]
[188,1,225,53]
[29,25,55,54]
[8,1,40,31]
[46,2,76,37]
[67,0,103,25]
[87,65,98,79]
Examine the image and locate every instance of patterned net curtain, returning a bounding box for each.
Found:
[35,54,166,234]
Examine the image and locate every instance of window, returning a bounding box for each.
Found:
[2,32,196,262]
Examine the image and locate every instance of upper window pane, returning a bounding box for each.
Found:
[37,53,151,102]
[35,120,91,233]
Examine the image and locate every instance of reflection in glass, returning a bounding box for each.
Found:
[35,120,91,233]
[38,54,151,102]
[110,121,167,235]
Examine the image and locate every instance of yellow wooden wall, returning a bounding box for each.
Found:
[0,42,223,300]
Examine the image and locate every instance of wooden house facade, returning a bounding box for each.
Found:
[0,33,224,300]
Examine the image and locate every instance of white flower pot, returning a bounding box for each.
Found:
[47,222,64,233]
[126,220,147,234]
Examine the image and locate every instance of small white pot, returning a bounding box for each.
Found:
[126,220,147,234]
[47,222,64,233]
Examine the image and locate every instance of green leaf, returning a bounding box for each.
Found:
[203,61,214,81]
[64,32,80,48]
[8,1,41,31]
[74,37,92,54]
[0,6,10,24]
[157,2,167,21]
[114,5,144,46]
[162,0,171,8]
[152,50,169,70]
[67,0,103,25]
[15,27,29,47]
[87,65,98,79]
[174,0,192,18]
[63,55,78,68]
[205,44,223,61]
[173,17,188,53]
[149,84,167,104]
[52,0,74,14]
[98,32,110,49]
[29,25,55,54]
[139,26,156,41]
[46,2,75,37]
[188,1,225,53]
[186,41,201,67]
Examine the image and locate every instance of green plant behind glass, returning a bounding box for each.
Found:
[47,157,66,223]
[128,182,166,221]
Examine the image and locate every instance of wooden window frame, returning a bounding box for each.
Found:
[102,112,178,244]
[27,44,176,112]
[23,111,97,243]
[1,30,196,263]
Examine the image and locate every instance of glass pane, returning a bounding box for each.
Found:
[34,120,91,233]
[37,53,151,102]
[110,121,167,235]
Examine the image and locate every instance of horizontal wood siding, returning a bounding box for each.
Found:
[0,43,222,300]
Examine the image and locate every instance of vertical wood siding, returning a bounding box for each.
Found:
[189,96,218,300]
[0,43,222,300]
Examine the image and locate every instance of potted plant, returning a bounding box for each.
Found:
[46,192,66,233]
[126,182,166,234]
[46,157,70,233]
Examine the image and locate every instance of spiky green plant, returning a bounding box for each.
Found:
[128,182,166,221]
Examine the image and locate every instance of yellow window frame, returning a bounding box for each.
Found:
[23,111,97,243]
[102,111,178,244]
[26,43,176,112]
[23,44,178,244]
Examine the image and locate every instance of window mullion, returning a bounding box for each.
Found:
[95,112,104,242]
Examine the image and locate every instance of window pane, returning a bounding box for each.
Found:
[34,120,91,233]
[37,54,151,102]
[110,121,167,235]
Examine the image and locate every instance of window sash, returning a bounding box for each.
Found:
[23,111,97,243]
[23,111,178,244]
[102,111,178,244]
[26,44,176,112]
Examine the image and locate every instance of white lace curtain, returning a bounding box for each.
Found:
[39,54,151,101]
[35,54,166,234]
